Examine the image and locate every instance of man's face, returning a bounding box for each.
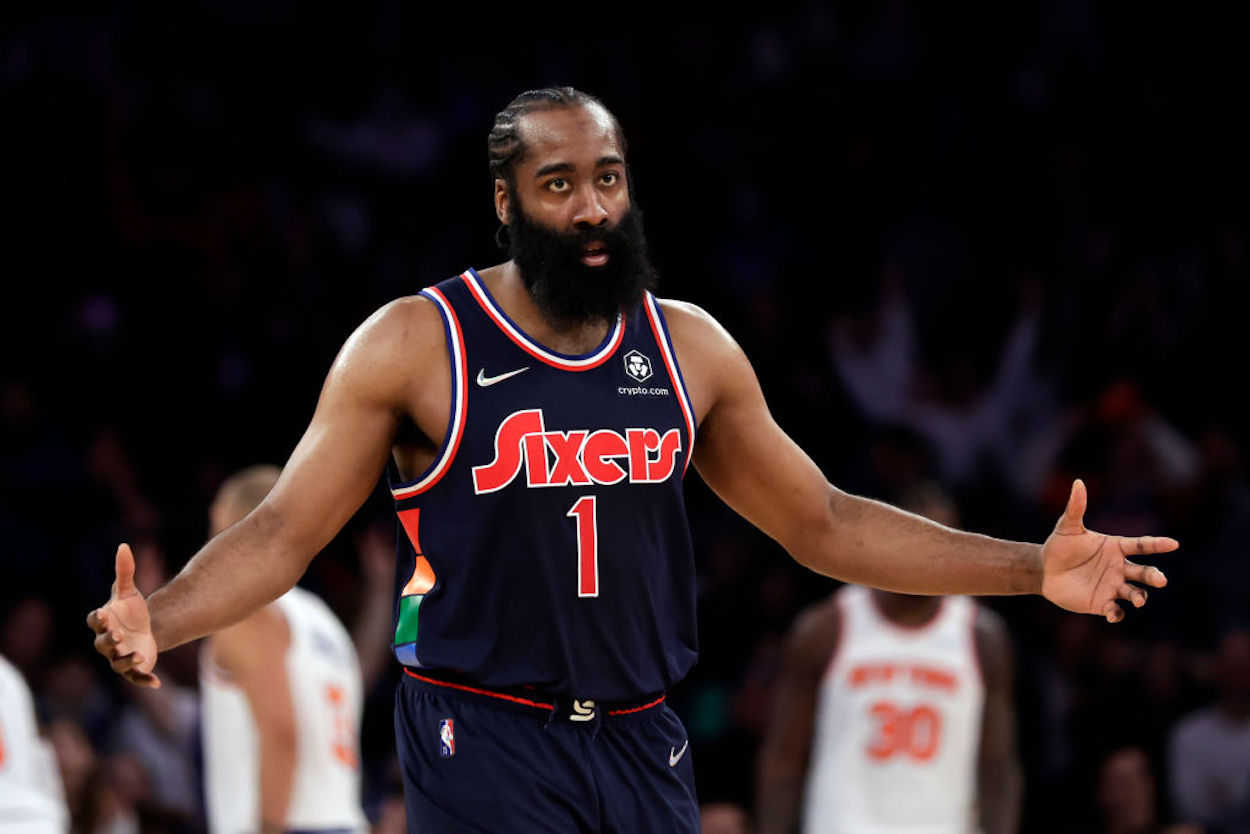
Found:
[496,104,657,326]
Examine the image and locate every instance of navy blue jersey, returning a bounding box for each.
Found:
[388,269,698,701]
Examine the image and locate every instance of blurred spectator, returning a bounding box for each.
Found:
[1,598,56,684]
[1168,629,1250,833]
[702,801,752,834]
[827,269,1058,494]
[39,655,113,750]
[48,717,139,834]
[112,686,200,825]
[1092,745,1202,834]
[1186,427,1250,628]
[306,85,444,179]
[110,539,201,824]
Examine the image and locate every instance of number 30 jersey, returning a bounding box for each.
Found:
[388,269,699,701]
[803,587,984,834]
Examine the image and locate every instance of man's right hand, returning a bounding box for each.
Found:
[86,543,162,688]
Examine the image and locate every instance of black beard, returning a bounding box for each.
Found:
[506,198,658,328]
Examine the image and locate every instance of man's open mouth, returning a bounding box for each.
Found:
[581,243,609,267]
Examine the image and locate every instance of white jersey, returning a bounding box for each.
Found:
[802,587,985,834]
[201,587,368,834]
[0,655,68,834]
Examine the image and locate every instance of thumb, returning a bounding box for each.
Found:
[1057,479,1088,534]
[114,543,137,595]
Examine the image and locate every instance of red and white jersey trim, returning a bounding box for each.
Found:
[461,269,624,370]
[391,286,468,499]
[643,292,697,475]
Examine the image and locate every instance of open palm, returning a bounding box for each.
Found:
[1041,480,1178,623]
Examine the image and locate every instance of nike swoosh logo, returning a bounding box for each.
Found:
[476,367,530,387]
[668,739,689,767]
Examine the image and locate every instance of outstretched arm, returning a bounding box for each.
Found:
[665,300,1176,615]
[88,297,446,686]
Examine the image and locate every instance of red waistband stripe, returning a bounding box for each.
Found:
[404,669,666,717]
[404,669,555,711]
[606,694,667,716]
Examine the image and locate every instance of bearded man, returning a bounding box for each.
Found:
[89,87,1176,833]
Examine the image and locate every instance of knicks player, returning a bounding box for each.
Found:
[90,88,1176,832]
[0,653,68,833]
[199,466,368,834]
[757,485,1022,834]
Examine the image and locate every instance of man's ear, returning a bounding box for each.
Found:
[494,179,510,225]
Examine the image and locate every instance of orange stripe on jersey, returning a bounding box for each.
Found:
[398,508,437,595]
[403,558,436,596]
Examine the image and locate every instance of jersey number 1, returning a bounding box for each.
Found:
[568,496,599,597]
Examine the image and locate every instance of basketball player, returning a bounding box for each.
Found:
[199,466,368,834]
[0,653,69,832]
[89,88,1176,832]
[757,485,1021,834]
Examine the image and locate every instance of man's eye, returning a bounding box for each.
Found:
[601,172,618,186]
[547,178,569,192]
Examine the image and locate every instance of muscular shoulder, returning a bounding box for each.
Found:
[328,294,447,404]
[655,298,740,359]
[341,295,444,370]
[655,298,752,423]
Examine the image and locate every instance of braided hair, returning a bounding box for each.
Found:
[487,87,627,188]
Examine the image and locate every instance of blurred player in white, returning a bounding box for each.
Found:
[0,653,68,833]
[200,465,369,834]
[757,484,1022,834]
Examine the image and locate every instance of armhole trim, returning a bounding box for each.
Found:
[391,287,468,499]
[643,293,697,475]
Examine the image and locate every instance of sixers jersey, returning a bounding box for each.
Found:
[388,269,699,701]
[803,587,984,834]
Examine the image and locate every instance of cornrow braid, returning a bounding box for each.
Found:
[486,87,626,187]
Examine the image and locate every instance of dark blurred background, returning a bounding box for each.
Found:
[3,1,1249,832]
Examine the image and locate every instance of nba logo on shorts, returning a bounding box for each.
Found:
[439,719,455,757]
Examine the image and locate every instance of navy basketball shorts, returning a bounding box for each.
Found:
[395,670,699,833]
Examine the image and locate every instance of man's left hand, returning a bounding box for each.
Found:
[1041,479,1178,623]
